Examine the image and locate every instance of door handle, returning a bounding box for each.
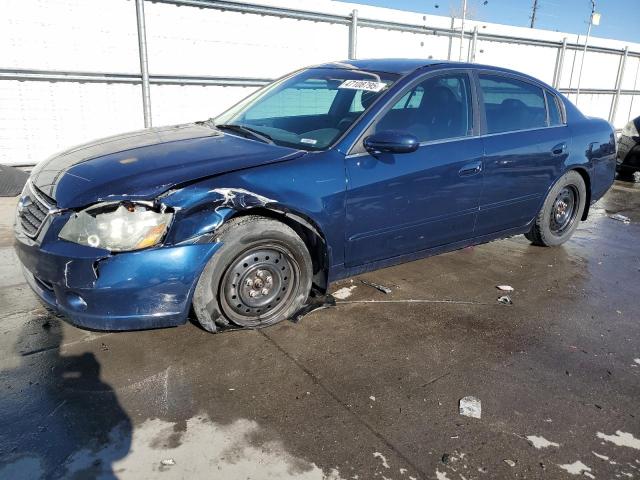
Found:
[459,161,483,177]
[551,142,567,156]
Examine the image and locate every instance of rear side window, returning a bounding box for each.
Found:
[479,75,547,134]
[546,91,564,126]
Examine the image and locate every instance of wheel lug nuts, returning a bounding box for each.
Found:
[249,290,258,297]
[256,270,265,278]
[266,276,272,284]
[245,279,253,287]
[261,288,269,295]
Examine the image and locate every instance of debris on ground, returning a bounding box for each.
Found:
[497,295,513,305]
[558,460,592,476]
[369,395,376,401]
[459,396,481,419]
[503,459,516,467]
[332,286,357,300]
[496,285,514,292]
[100,343,109,351]
[441,453,450,464]
[526,435,560,449]
[609,213,631,224]
[160,459,176,466]
[596,430,640,449]
[372,452,389,468]
[360,279,392,294]
[290,290,336,323]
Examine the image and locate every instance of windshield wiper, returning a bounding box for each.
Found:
[215,123,274,145]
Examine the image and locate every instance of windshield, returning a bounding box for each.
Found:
[214,67,399,151]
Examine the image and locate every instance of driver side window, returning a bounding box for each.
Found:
[374,73,473,143]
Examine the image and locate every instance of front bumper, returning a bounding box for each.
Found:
[15,228,221,331]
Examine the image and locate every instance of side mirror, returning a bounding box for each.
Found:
[363,131,419,154]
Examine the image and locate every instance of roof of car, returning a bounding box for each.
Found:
[315,58,556,92]
[316,58,458,75]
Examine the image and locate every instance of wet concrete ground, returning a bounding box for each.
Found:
[1,180,639,480]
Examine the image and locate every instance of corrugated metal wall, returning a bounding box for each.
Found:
[1,0,639,166]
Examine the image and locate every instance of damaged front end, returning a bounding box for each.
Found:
[14,194,222,331]
[15,180,329,331]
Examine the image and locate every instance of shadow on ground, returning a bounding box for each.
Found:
[0,312,132,479]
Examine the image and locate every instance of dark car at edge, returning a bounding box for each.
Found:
[616,115,640,178]
[14,59,617,333]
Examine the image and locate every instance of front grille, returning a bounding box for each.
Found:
[18,184,54,237]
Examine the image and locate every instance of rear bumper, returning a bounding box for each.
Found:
[15,233,221,331]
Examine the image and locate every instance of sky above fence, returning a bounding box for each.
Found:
[347,0,640,44]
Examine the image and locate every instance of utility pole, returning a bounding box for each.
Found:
[530,0,539,28]
[575,0,598,106]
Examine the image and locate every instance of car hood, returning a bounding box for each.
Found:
[30,123,306,209]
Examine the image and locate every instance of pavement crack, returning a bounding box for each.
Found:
[19,333,112,357]
[421,371,451,388]
[258,329,427,479]
[337,299,490,306]
[20,344,58,356]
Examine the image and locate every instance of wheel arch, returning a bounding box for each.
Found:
[227,206,330,293]
[568,166,592,220]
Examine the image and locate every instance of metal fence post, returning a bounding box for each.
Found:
[348,9,358,60]
[627,58,640,124]
[609,46,629,124]
[447,17,455,60]
[135,0,152,128]
[467,26,478,63]
[553,37,567,89]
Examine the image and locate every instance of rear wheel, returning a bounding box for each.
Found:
[525,170,586,247]
[193,216,312,332]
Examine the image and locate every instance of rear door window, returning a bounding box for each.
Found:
[479,75,547,134]
[545,91,564,126]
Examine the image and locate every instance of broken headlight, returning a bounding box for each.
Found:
[59,203,173,252]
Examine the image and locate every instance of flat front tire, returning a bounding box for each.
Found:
[193,216,312,333]
[525,170,586,247]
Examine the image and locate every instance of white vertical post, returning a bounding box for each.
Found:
[458,0,467,62]
[349,9,358,60]
[553,37,567,89]
[468,26,478,63]
[627,58,640,123]
[447,16,455,60]
[609,46,629,124]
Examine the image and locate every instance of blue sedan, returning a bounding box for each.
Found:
[14,59,616,332]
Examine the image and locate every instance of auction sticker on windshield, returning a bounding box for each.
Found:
[338,80,387,92]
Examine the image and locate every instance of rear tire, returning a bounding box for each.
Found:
[525,170,586,247]
[193,216,312,333]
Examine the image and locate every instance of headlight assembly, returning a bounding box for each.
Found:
[59,202,173,252]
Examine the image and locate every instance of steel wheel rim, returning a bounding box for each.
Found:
[220,244,299,327]
[549,185,578,235]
